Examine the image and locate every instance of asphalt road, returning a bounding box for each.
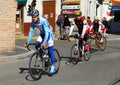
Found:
[0,35,120,85]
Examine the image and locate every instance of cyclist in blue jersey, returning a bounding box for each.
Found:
[24,10,55,75]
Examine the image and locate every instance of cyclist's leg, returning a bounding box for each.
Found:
[48,46,54,65]
[83,34,89,49]
[98,29,104,43]
[83,34,89,44]
[76,39,82,60]
[48,33,55,74]
[35,36,42,50]
[76,32,82,60]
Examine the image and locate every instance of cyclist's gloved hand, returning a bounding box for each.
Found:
[41,42,47,47]
[81,35,84,39]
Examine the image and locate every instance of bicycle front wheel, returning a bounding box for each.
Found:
[83,43,91,61]
[89,37,96,53]
[53,49,60,74]
[100,37,107,51]
[70,44,80,65]
[29,52,43,80]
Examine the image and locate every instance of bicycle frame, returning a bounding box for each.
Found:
[90,31,107,51]
[73,35,85,56]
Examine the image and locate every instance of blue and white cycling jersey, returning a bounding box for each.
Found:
[27,17,53,44]
[27,17,55,67]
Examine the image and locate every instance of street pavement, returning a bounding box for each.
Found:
[0,33,120,62]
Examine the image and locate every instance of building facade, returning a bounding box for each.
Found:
[0,0,17,52]
[18,0,81,36]
[17,0,120,36]
[80,0,106,21]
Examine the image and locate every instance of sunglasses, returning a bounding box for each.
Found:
[32,16,37,18]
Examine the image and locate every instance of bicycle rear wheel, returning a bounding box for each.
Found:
[70,44,80,65]
[89,38,96,53]
[29,52,43,80]
[99,37,107,51]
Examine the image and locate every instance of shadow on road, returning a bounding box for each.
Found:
[19,67,35,81]
[107,45,120,50]
[109,76,120,85]
[60,56,85,66]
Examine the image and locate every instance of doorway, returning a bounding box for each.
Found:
[43,1,56,32]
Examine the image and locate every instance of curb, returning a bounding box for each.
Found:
[0,46,34,62]
[16,34,120,41]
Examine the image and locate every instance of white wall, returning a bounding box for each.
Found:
[23,0,32,23]
[80,0,97,21]
[80,0,85,17]
[56,0,61,21]
[24,0,61,23]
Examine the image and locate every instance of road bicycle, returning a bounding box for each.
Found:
[26,43,60,80]
[69,34,91,65]
[89,32,107,52]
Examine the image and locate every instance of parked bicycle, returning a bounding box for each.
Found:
[89,32,107,52]
[26,43,60,80]
[69,34,91,65]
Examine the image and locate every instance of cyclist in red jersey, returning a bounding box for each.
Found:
[74,10,90,60]
[90,16,105,42]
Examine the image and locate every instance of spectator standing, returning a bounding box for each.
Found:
[63,16,71,41]
[102,17,109,30]
[56,13,64,38]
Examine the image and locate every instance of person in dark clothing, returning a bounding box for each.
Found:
[62,16,71,41]
[56,13,64,38]
[102,17,109,36]
[63,16,71,28]
[102,17,109,30]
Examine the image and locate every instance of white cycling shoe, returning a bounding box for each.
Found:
[50,65,56,75]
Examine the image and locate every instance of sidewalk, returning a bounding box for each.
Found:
[0,46,33,62]
[0,33,120,62]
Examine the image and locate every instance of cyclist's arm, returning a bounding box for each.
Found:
[98,21,102,32]
[42,20,50,43]
[81,20,89,37]
[27,24,35,44]
[90,23,93,31]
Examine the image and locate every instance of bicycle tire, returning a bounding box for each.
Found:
[99,37,107,51]
[53,49,60,74]
[83,42,91,61]
[89,38,96,53]
[70,44,80,65]
[29,52,43,80]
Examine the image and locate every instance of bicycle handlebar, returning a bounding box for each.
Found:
[26,43,36,51]
[69,34,82,40]
[26,43,48,51]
